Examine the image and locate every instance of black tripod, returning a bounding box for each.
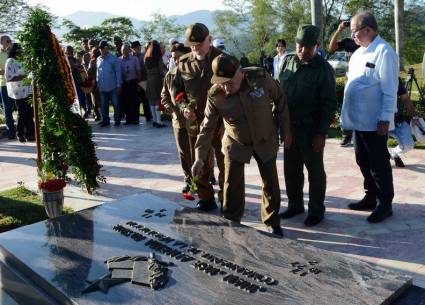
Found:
[404,68,425,105]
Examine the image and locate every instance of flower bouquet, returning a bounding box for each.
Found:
[38,178,66,192]
[175,91,197,111]
[182,176,198,201]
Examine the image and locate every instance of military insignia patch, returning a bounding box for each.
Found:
[249,87,265,99]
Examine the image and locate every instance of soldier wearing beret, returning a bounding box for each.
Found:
[161,44,193,193]
[175,23,225,212]
[192,54,291,236]
[279,24,336,227]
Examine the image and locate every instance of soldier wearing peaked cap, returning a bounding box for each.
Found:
[174,23,225,212]
[278,24,336,227]
[192,54,291,237]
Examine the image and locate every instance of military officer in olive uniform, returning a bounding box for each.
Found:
[161,44,192,193]
[175,23,225,212]
[192,54,291,236]
[279,25,336,227]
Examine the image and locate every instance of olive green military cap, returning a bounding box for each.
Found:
[295,24,320,47]
[184,23,209,47]
[211,54,240,84]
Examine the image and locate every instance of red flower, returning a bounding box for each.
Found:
[38,179,66,192]
[182,192,195,201]
[175,92,185,103]
[158,103,165,111]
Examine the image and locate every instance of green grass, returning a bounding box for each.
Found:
[0,186,72,233]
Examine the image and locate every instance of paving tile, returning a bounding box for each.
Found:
[1,118,425,282]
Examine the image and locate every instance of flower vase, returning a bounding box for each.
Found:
[42,188,64,218]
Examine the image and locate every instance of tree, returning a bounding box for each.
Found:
[394,0,404,70]
[403,2,425,65]
[0,0,30,33]
[62,17,137,47]
[213,0,252,54]
[213,0,311,62]
[100,17,137,42]
[62,19,109,46]
[140,12,185,44]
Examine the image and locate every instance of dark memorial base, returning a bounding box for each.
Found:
[0,193,420,305]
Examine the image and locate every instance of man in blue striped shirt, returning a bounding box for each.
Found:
[340,12,398,223]
[97,40,122,127]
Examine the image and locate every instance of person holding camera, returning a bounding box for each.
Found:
[328,20,359,63]
[328,20,360,147]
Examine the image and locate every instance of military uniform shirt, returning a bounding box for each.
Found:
[279,53,336,135]
[196,69,290,164]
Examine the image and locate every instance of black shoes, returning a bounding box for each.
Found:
[367,206,393,223]
[280,208,305,219]
[114,121,121,126]
[304,215,323,227]
[196,199,217,212]
[182,183,190,193]
[348,195,377,211]
[394,156,405,168]
[268,225,284,237]
[340,135,352,147]
[18,137,26,143]
[153,122,167,128]
[99,122,110,127]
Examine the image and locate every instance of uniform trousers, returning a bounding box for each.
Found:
[284,131,327,217]
[189,135,215,201]
[173,127,192,182]
[211,134,225,203]
[224,153,280,227]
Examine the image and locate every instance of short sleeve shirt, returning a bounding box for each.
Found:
[5,58,31,100]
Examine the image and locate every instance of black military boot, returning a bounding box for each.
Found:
[182,183,190,193]
[196,199,217,212]
[267,225,284,237]
[394,156,405,168]
[279,208,305,219]
[367,205,393,223]
[348,195,377,211]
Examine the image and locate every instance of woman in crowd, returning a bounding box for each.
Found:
[4,43,35,143]
[87,47,102,121]
[144,40,166,128]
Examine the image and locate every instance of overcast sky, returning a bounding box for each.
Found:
[26,0,227,19]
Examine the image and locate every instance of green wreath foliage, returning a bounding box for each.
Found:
[18,8,103,193]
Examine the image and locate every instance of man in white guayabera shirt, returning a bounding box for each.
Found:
[340,12,398,223]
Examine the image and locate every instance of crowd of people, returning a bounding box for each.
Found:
[0,11,424,237]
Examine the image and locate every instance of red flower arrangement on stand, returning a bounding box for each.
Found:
[38,179,66,192]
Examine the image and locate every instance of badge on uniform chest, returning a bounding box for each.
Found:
[249,87,265,99]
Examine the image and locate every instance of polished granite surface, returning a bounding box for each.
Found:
[0,193,414,305]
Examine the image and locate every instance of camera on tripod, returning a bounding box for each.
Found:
[404,67,424,105]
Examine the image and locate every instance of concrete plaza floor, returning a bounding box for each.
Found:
[1,118,425,288]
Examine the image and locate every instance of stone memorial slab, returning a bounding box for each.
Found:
[0,193,416,304]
